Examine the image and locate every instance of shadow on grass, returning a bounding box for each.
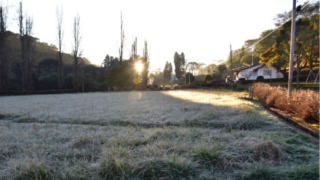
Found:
[1,90,273,132]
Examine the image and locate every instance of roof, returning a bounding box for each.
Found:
[235,64,265,72]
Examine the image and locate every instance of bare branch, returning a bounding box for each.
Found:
[72,14,82,90]
[119,12,125,64]
[56,6,64,90]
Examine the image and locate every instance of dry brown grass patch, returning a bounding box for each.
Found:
[253,141,282,163]
[253,83,319,123]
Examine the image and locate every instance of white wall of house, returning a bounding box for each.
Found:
[236,65,283,80]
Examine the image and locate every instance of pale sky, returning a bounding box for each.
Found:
[2,0,310,71]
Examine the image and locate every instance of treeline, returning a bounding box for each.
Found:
[228,2,319,78]
[150,55,228,85]
[0,2,151,92]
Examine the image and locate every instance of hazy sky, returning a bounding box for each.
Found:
[2,0,310,71]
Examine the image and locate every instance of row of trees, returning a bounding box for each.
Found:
[0,2,87,91]
[228,2,319,81]
[0,2,37,91]
[0,2,151,92]
[149,55,228,85]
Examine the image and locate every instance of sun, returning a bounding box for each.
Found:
[135,61,143,73]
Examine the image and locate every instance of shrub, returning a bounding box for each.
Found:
[38,74,59,90]
[204,75,213,82]
[148,85,156,90]
[172,84,180,90]
[253,83,273,102]
[253,83,319,123]
[185,72,195,83]
[164,85,171,90]
[256,76,264,81]
[235,83,245,91]
[100,81,110,91]
[265,88,282,107]
[239,78,246,83]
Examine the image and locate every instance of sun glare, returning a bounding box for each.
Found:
[135,61,143,73]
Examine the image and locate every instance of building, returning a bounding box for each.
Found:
[235,64,284,81]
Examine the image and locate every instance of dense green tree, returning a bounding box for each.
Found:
[0,5,9,90]
[218,64,227,79]
[174,52,186,80]
[228,1,319,76]
[185,72,194,83]
[204,74,213,82]
[205,64,218,74]
[107,65,130,87]
[163,61,172,83]
[37,73,59,90]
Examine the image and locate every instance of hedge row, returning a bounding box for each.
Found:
[253,83,319,123]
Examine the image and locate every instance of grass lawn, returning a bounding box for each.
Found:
[0,90,318,179]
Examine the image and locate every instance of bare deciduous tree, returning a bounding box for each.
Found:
[131,37,137,62]
[72,14,82,90]
[119,12,125,65]
[25,16,34,90]
[18,2,26,90]
[142,41,149,87]
[0,5,9,90]
[56,7,64,90]
[18,2,35,91]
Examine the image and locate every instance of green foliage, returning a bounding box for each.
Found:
[174,52,186,80]
[107,65,131,87]
[232,112,270,130]
[185,72,194,83]
[256,76,264,81]
[204,74,213,82]
[64,74,74,89]
[217,64,227,78]
[151,72,166,85]
[135,156,198,179]
[163,61,173,83]
[192,144,223,166]
[237,165,276,180]
[15,163,52,180]
[286,164,320,180]
[38,74,59,90]
[6,31,89,66]
[228,2,319,73]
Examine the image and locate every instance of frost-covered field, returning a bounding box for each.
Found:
[0,90,253,125]
[0,90,318,179]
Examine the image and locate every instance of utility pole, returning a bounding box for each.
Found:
[251,46,254,66]
[288,0,296,96]
[185,59,188,85]
[230,44,233,77]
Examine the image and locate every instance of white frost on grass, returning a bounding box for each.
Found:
[0,90,318,179]
[0,90,262,125]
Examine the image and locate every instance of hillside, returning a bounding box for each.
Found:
[5,31,91,66]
